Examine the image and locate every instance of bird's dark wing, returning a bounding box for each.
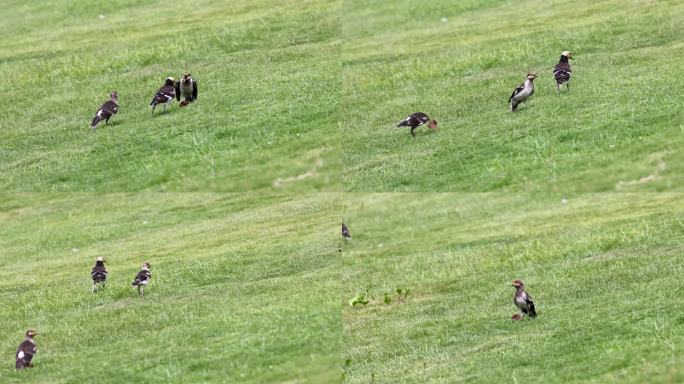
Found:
[553,63,572,84]
[397,115,421,127]
[151,85,175,105]
[17,340,36,356]
[132,270,151,286]
[525,294,537,317]
[342,224,351,238]
[509,83,524,102]
[192,80,198,100]
[91,265,108,283]
[101,100,118,115]
[175,81,181,101]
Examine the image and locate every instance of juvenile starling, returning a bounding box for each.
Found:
[131,262,151,296]
[553,51,573,94]
[509,73,538,112]
[149,78,176,115]
[15,330,37,370]
[342,223,351,240]
[174,73,198,107]
[90,91,119,129]
[91,256,108,293]
[396,112,438,137]
[512,279,537,318]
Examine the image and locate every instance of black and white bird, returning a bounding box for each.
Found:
[553,51,573,94]
[175,73,198,107]
[509,73,538,112]
[512,279,537,318]
[342,223,351,240]
[91,256,108,293]
[90,91,119,129]
[396,112,438,137]
[131,262,151,296]
[149,77,176,114]
[15,329,37,370]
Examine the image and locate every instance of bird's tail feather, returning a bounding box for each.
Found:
[396,121,408,128]
[90,116,102,128]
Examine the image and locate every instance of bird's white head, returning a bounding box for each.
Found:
[142,262,151,270]
[527,73,538,80]
[110,91,118,100]
[511,279,524,288]
[26,329,37,338]
[96,256,106,262]
[561,51,573,60]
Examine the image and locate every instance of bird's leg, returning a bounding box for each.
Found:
[410,127,417,137]
[556,83,560,95]
[163,104,167,113]
[567,83,570,93]
[151,105,156,115]
[92,284,96,294]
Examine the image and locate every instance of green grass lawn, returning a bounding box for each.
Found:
[343,193,684,383]
[0,193,340,383]
[342,0,683,192]
[0,0,339,192]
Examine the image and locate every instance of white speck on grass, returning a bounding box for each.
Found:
[72,248,79,253]
[441,17,448,22]
[143,220,148,225]
[99,14,106,19]
[561,198,568,204]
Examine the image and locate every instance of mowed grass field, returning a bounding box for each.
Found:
[0,0,339,191]
[0,193,340,383]
[343,193,684,383]
[342,0,683,192]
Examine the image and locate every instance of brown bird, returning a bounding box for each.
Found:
[90,91,119,129]
[512,279,537,318]
[396,112,438,137]
[174,73,198,107]
[15,329,37,370]
[131,262,152,296]
[553,51,573,94]
[91,256,107,293]
[342,223,351,240]
[149,77,176,114]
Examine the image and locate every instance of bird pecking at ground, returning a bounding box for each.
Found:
[150,77,176,115]
[175,73,198,107]
[91,256,108,293]
[396,112,438,137]
[512,279,537,318]
[342,223,352,240]
[131,262,152,296]
[509,73,538,112]
[553,51,573,94]
[15,329,37,370]
[90,91,119,129]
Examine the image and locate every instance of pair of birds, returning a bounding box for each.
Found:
[91,256,152,296]
[396,51,574,135]
[90,73,199,129]
[508,51,574,112]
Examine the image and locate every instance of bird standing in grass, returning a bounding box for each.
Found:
[512,279,537,318]
[396,112,438,137]
[91,256,108,293]
[90,91,118,129]
[509,73,538,112]
[175,73,198,107]
[342,223,351,240]
[131,262,152,296]
[15,330,37,370]
[150,78,176,114]
[553,51,573,94]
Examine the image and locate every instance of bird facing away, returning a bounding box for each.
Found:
[90,91,119,129]
[175,73,198,107]
[150,77,176,114]
[553,51,573,94]
[396,112,438,137]
[342,223,351,240]
[131,262,152,296]
[509,73,538,112]
[15,329,37,370]
[91,256,108,293]
[512,279,537,318]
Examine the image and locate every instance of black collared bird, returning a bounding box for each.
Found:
[553,51,573,94]
[150,78,176,114]
[509,73,538,112]
[91,256,108,293]
[90,91,118,129]
[175,73,198,107]
[512,279,537,318]
[15,330,37,370]
[396,112,438,137]
[131,262,152,296]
